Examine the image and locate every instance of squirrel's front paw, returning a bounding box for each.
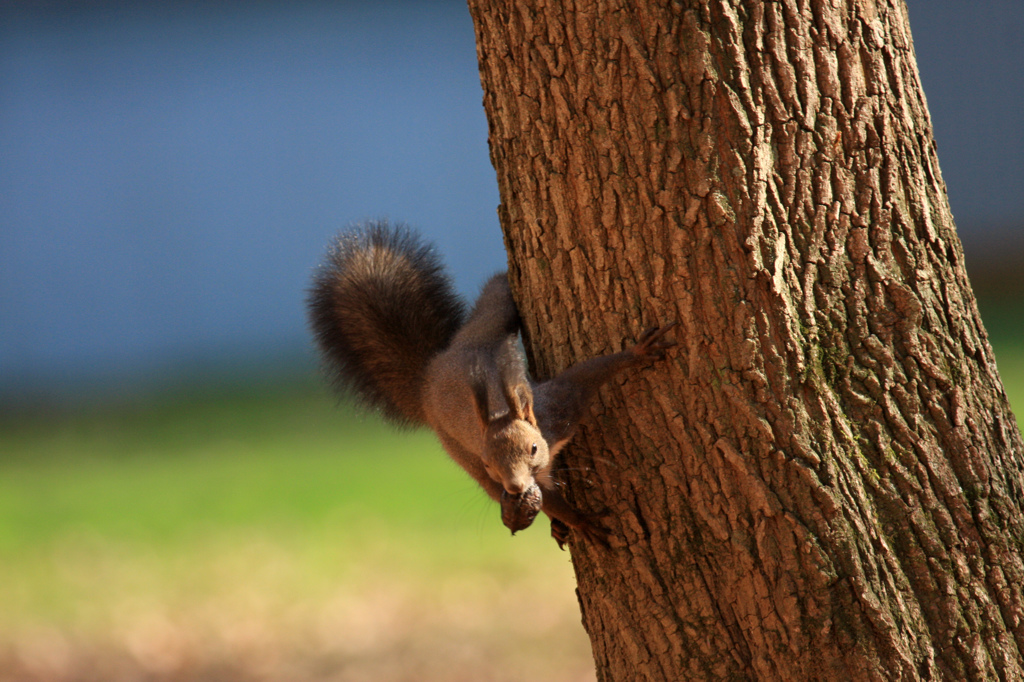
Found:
[551,513,610,550]
[631,322,678,361]
[550,518,571,548]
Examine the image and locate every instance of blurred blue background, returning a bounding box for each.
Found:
[1,0,1022,403]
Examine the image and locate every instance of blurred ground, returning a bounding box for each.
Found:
[0,538,593,682]
[0,384,596,682]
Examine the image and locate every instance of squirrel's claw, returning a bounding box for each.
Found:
[631,322,678,361]
[550,514,610,550]
[550,518,571,549]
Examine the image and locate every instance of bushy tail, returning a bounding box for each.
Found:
[307,221,466,426]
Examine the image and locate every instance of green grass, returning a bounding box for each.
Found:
[0,381,509,546]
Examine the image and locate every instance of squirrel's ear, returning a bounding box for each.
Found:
[504,381,538,428]
[520,386,538,428]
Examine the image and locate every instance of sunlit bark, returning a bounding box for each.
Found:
[468,1,1024,679]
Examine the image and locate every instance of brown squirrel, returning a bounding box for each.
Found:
[307,221,675,547]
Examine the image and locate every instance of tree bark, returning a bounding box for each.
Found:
[467,0,1024,680]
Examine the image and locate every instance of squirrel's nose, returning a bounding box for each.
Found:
[503,479,529,495]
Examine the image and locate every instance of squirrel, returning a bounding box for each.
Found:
[307,220,675,548]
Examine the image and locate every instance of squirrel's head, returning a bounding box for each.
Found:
[472,374,551,495]
[483,417,551,495]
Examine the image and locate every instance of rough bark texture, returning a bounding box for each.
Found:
[467,0,1024,680]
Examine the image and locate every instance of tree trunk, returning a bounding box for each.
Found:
[467,0,1024,680]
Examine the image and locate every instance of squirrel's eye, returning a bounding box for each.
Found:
[531,443,538,457]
